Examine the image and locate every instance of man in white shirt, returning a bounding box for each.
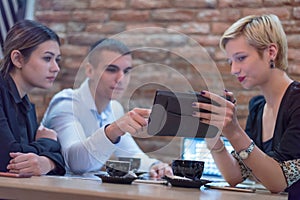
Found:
[42,38,172,177]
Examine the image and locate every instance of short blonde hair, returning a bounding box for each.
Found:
[219,14,288,71]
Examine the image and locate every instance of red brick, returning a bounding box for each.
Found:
[219,8,241,22]
[287,34,300,48]
[111,10,150,21]
[67,33,106,45]
[288,48,300,61]
[243,7,291,20]
[219,0,263,8]
[35,0,53,10]
[264,0,292,7]
[35,11,72,22]
[196,9,221,22]
[173,0,217,8]
[61,57,85,70]
[90,0,127,9]
[282,21,300,34]
[192,35,220,47]
[211,22,232,35]
[60,45,88,57]
[151,9,195,21]
[66,22,86,32]
[72,11,109,22]
[130,0,171,9]
[126,23,165,33]
[133,49,168,62]
[51,0,89,11]
[289,63,300,75]
[167,22,210,34]
[293,7,300,19]
[86,22,126,34]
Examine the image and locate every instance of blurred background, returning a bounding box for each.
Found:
[1,0,300,164]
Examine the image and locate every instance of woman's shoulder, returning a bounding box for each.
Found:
[0,75,16,99]
[287,81,300,96]
[282,81,300,109]
[0,75,8,89]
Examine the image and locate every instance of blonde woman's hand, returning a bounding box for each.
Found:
[192,90,242,140]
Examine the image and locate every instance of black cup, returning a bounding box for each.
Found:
[118,157,141,172]
[171,160,204,180]
[105,160,131,177]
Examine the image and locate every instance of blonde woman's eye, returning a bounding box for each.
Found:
[237,56,246,62]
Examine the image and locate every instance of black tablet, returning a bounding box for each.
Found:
[147,90,219,138]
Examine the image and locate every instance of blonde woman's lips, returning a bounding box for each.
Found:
[238,76,245,82]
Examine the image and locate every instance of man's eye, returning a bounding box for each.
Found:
[105,65,119,73]
[123,67,132,74]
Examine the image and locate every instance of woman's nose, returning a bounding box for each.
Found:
[51,61,60,73]
[230,62,240,76]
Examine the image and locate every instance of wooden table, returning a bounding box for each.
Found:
[0,175,287,200]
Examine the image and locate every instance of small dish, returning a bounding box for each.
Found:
[95,174,137,184]
[164,176,211,188]
[134,171,148,177]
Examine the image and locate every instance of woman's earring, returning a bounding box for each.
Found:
[270,59,275,69]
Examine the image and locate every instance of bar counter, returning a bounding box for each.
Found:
[0,175,287,200]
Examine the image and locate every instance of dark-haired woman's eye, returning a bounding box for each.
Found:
[43,56,51,62]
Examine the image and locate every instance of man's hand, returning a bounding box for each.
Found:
[149,162,173,179]
[105,108,150,143]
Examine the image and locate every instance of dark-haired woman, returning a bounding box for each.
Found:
[0,20,65,176]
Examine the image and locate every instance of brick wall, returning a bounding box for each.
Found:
[31,0,300,163]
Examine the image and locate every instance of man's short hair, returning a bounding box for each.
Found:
[88,38,131,67]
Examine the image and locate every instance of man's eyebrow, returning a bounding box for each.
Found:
[107,64,119,68]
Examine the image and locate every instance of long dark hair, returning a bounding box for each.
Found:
[0,20,60,77]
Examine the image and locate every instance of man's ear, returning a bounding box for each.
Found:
[85,62,94,78]
[10,50,24,69]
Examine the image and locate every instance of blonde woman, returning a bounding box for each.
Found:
[192,14,299,197]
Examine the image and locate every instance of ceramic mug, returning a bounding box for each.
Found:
[106,160,131,177]
[171,160,205,180]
